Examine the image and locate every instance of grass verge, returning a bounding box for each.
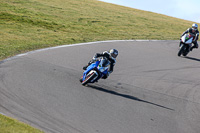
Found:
[0,113,43,133]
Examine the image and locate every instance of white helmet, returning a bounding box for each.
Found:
[192,23,198,30]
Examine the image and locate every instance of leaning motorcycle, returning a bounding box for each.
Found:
[178,33,194,56]
[80,57,110,86]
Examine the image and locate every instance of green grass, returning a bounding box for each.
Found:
[0,113,43,133]
[0,0,199,60]
[0,0,200,132]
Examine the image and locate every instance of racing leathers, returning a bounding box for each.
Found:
[180,28,199,51]
[83,51,116,79]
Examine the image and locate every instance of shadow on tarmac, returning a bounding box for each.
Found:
[184,56,200,62]
[87,84,175,111]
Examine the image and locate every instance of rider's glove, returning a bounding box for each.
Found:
[92,57,97,61]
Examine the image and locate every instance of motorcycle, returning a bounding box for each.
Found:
[178,33,194,56]
[80,57,110,86]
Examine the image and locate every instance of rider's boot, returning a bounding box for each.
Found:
[190,46,196,51]
[83,65,88,70]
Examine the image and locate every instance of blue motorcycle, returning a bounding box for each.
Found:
[80,57,110,86]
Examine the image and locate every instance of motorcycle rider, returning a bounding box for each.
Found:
[180,23,199,51]
[83,49,118,79]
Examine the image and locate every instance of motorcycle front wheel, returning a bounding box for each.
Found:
[178,45,185,56]
[81,72,97,86]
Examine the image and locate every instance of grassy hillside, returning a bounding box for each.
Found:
[0,0,199,60]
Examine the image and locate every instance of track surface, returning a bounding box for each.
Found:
[1,40,200,133]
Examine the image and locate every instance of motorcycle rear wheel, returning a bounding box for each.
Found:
[182,52,188,56]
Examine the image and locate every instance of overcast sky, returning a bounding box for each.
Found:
[99,0,200,23]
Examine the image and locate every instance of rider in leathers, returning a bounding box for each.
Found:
[180,23,199,51]
[83,49,118,79]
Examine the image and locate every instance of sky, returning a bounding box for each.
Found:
[99,0,200,23]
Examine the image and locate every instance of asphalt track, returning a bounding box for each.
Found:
[0,40,200,133]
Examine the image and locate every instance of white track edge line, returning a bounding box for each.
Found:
[0,40,168,64]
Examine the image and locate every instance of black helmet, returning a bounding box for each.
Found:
[109,49,118,58]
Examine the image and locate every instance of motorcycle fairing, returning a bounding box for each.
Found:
[82,60,108,83]
[181,34,193,44]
